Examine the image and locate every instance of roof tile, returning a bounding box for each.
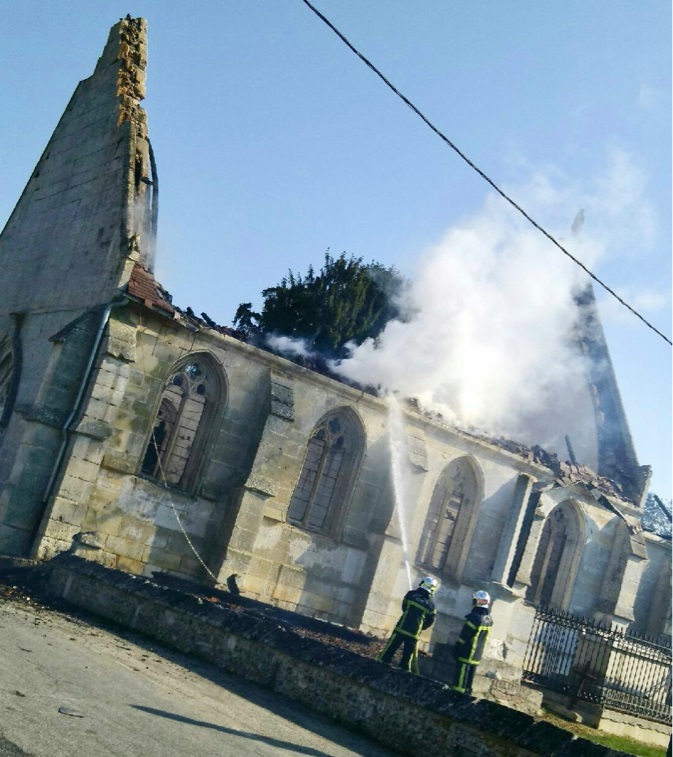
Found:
[127,263,175,315]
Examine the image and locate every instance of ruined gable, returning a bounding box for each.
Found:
[0,16,152,313]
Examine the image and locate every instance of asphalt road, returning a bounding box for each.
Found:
[0,597,397,757]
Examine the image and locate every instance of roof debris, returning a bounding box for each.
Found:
[127,263,175,316]
[123,264,637,507]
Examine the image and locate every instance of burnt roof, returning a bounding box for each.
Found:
[127,263,175,316]
[480,436,633,504]
[122,267,637,507]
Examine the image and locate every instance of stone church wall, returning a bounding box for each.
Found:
[567,506,622,618]
[632,535,671,637]
[0,308,108,554]
[25,298,671,660]
[31,302,548,640]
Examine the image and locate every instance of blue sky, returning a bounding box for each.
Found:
[0,2,670,499]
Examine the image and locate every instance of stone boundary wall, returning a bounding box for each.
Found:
[541,690,670,749]
[43,555,629,757]
[599,707,670,749]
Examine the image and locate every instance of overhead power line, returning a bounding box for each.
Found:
[301,0,672,347]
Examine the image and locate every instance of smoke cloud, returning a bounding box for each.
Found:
[266,333,314,358]
[331,151,656,454]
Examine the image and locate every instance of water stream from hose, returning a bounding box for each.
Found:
[386,394,413,590]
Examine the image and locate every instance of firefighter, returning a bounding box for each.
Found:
[378,576,438,673]
[452,589,493,695]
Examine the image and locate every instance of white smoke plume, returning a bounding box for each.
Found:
[265,333,315,359]
[332,151,655,452]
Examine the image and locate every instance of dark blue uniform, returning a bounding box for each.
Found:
[452,605,493,694]
[379,587,436,673]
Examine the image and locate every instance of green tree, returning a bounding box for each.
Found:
[234,252,406,358]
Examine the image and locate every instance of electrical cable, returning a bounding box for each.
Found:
[300,0,672,347]
[151,429,221,584]
[138,317,221,584]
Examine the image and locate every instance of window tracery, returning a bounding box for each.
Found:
[140,357,220,491]
[288,411,363,535]
[527,501,582,609]
[418,457,478,577]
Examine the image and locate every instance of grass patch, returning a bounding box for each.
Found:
[539,708,668,757]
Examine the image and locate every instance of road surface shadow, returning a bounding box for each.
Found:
[131,704,339,756]
[0,566,395,757]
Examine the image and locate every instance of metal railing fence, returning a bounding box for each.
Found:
[522,607,671,724]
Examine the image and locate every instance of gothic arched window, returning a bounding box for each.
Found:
[527,501,583,609]
[288,410,364,535]
[140,356,222,491]
[418,457,479,578]
[0,333,14,427]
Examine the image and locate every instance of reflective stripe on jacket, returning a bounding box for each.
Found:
[394,587,436,640]
[454,606,493,664]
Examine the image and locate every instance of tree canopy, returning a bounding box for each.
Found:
[233,252,406,358]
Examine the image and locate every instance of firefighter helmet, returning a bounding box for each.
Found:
[473,590,491,606]
[419,576,439,595]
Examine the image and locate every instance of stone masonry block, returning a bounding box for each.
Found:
[1,493,42,531]
[141,548,182,572]
[273,585,302,606]
[43,521,80,544]
[179,556,207,577]
[57,475,94,503]
[232,509,264,534]
[95,361,129,387]
[105,534,146,562]
[49,499,88,528]
[76,440,107,466]
[82,509,123,534]
[63,456,102,482]
[270,379,294,407]
[270,401,294,421]
[166,529,202,554]
[217,549,253,580]
[228,526,258,555]
[100,451,138,474]
[262,504,284,522]
[0,524,33,556]
[265,415,293,434]
[297,591,342,619]
[76,416,112,441]
[115,556,144,575]
[36,537,74,562]
[276,564,307,591]
[237,573,269,598]
[115,517,156,545]
[108,387,130,407]
[145,529,169,550]
[246,555,277,584]
[83,396,111,422]
[244,473,276,497]
[408,433,429,471]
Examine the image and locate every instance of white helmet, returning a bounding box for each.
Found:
[419,576,439,595]
[473,590,491,606]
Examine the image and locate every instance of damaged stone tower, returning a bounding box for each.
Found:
[0,17,155,553]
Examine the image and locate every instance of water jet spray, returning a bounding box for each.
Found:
[386,394,414,590]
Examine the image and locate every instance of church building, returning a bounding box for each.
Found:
[0,18,669,719]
